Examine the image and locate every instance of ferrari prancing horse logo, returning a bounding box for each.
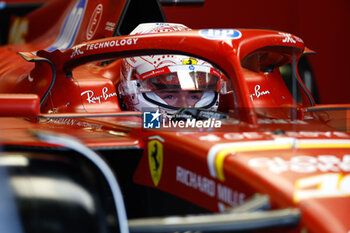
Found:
[183,58,197,65]
[148,139,163,186]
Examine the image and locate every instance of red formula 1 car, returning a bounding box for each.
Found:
[0,0,350,233]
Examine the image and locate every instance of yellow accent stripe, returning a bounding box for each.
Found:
[298,144,350,149]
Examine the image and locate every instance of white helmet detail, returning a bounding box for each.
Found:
[129,22,191,35]
[118,23,231,114]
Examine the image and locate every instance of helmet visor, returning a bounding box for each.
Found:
[136,65,231,94]
[143,90,218,110]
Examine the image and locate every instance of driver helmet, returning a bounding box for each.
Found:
[118,23,231,114]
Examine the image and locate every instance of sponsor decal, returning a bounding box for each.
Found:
[155,23,170,26]
[217,183,245,207]
[250,85,270,101]
[199,131,349,142]
[80,87,117,104]
[176,166,245,207]
[294,173,350,202]
[199,134,221,141]
[86,38,138,50]
[199,29,242,40]
[138,67,170,80]
[207,139,350,181]
[249,155,350,174]
[70,44,85,58]
[45,118,102,129]
[176,166,215,197]
[288,131,349,138]
[257,119,308,124]
[105,21,116,32]
[278,32,296,44]
[148,136,164,186]
[224,132,264,140]
[47,0,87,51]
[86,4,103,40]
[223,131,349,140]
[148,23,189,33]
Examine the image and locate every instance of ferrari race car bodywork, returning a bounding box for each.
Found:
[0,0,350,233]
